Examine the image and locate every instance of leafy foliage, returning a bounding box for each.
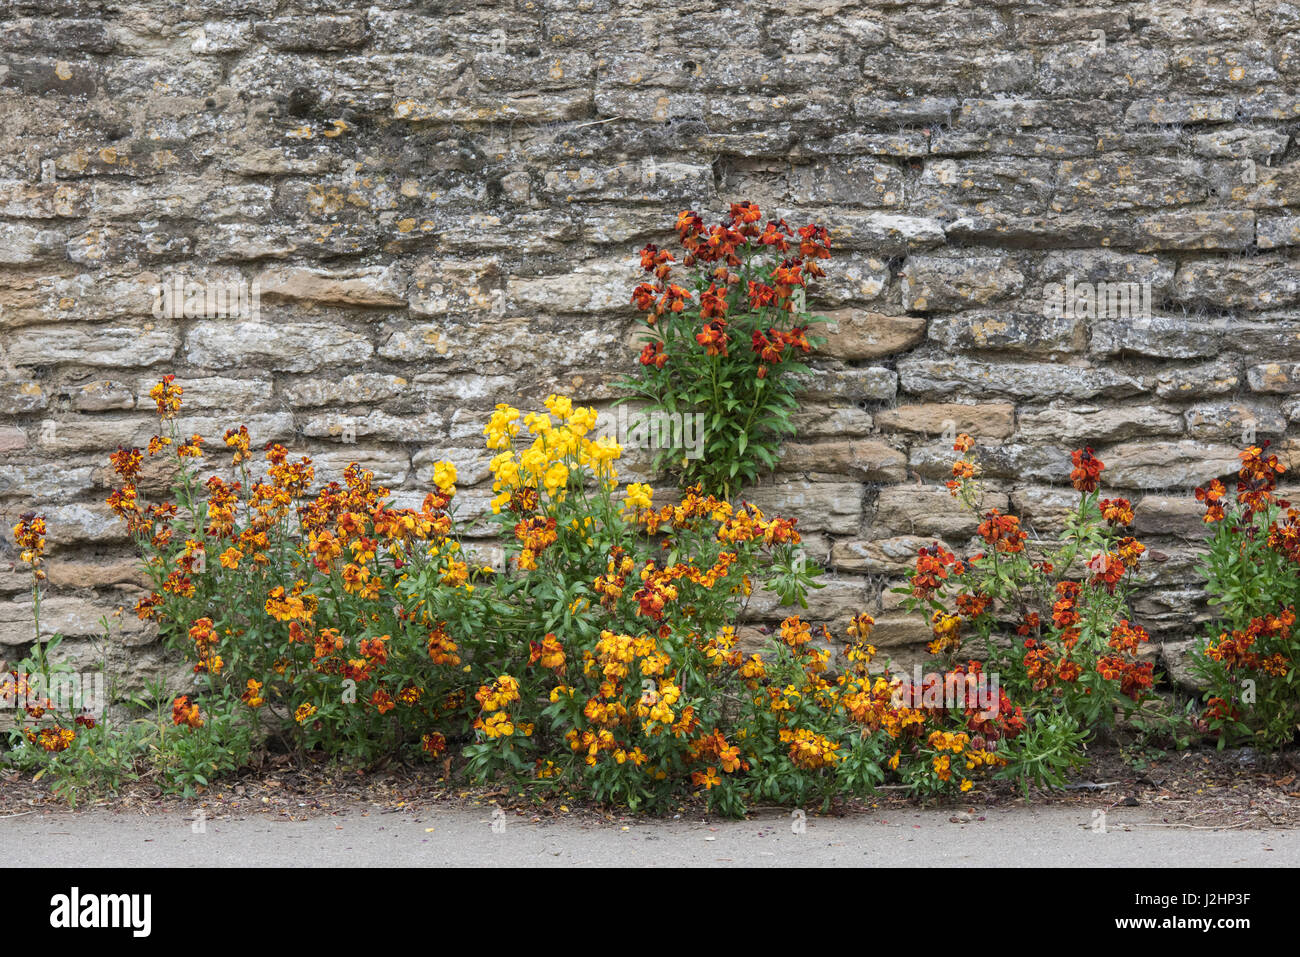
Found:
[620,202,830,498]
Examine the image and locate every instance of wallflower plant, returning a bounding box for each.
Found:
[896,436,1160,784]
[620,202,830,499]
[5,378,1053,814]
[1192,443,1299,749]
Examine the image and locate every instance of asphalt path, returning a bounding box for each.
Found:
[4,804,1295,866]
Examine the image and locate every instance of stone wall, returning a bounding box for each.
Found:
[3,0,1299,689]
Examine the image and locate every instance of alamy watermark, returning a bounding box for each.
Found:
[596,406,706,460]
[1042,275,1151,320]
[891,666,1001,721]
[151,273,260,320]
[0,671,106,718]
[49,888,151,938]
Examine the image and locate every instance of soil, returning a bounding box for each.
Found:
[4,743,1299,829]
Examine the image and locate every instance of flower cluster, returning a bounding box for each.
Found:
[95,379,847,814]
[623,202,831,497]
[902,436,1157,743]
[1190,446,1300,748]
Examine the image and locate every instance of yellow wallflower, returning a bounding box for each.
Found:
[624,483,653,511]
[543,462,569,497]
[432,460,457,493]
[544,394,573,419]
[483,404,520,450]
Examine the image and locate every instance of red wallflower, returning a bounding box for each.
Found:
[1070,447,1104,493]
[696,319,730,356]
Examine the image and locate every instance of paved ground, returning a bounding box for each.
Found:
[4,804,1296,866]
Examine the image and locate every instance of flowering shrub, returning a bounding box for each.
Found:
[4,515,89,757]
[621,202,830,498]
[1192,443,1299,748]
[898,437,1157,740]
[3,498,260,800]
[71,378,1052,814]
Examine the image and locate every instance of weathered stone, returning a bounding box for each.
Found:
[308,448,410,489]
[186,321,373,374]
[1230,161,1300,207]
[1038,250,1175,291]
[0,464,97,501]
[865,612,934,650]
[133,376,273,412]
[0,222,67,263]
[1,0,1295,684]
[746,480,861,536]
[874,402,1015,439]
[1053,158,1206,211]
[1155,359,1241,399]
[1257,217,1300,250]
[1009,487,1084,535]
[831,535,933,575]
[67,379,134,412]
[0,596,152,644]
[826,213,945,252]
[281,374,412,409]
[1133,496,1214,540]
[819,311,925,360]
[1173,259,1300,310]
[34,412,293,455]
[380,315,626,373]
[507,259,637,314]
[412,445,492,488]
[815,254,890,305]
[898,357,1148,400]
[1102,441,1241,490]
[254,15,368,51]
[861,49,1034,94]
[944,213,1136,247]
[44,560,147,590]
[798,366,897,403]
[1124,98,1237,125]
[1091,317,1221,360]
[901,256,1024,311]
[0,427,27,452]
[916,158,1056,215]
[1133,211,1256,252]
[1160,639,1210,692]
[258,265,407,308]
[1247,362,1300,394]
[787,161,904,208]
[1172,44,1279,90]
[927,312,1079,356]
[910,442,1072,484]
[301,410,444,444]
[540,162,709,202]
[746,577,868,624]
[1015,406,1183,444]
[779,439,907,483]
[789,405,874,438]
[0,180,90,218]
[0,380,46,414]
[929,128,1096,158]
[8,325,179,369]
[1193,128,1290,160]
[1183,401,1287,442]
[954,98,1124,130]
[874,484,1008,539]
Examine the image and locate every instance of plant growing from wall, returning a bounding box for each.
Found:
[9,378,1058,814]
[897,437,1159,748]
[620,202,830,499]
[1191,443,1300,749]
